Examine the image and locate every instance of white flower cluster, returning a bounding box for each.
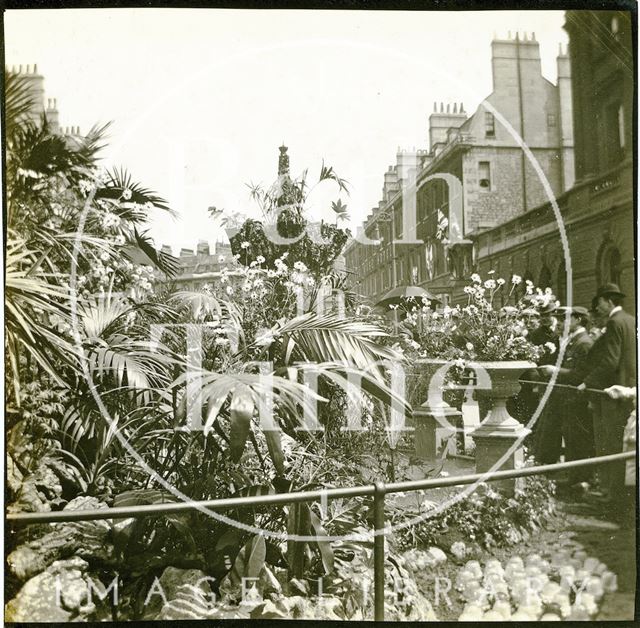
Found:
[456,550,617,621]
[100,210,122,230]
[49,312,71,335]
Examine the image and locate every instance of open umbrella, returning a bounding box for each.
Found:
[375,285,441,309]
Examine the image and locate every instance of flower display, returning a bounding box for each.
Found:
[399,272,558,364]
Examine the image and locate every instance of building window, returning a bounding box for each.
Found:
[557,260,567,303]
[538,266,552,292]
[547,113,556,127]
[599,245,621,286]
[478,162,491,189]
[393,206,403,239]
[599,100,625,167]
[485,112,495,138]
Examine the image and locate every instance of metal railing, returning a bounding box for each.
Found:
[519,379,613,395]
[6,451,634,621]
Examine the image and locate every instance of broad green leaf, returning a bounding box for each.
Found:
[287,503,310,578]
[263,427,285,475]
[227,535,266,585]
[309,510,334,575]
[229,385,254,461]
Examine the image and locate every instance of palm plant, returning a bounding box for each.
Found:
[167,289,408,480]
[54,289,180,494]
[4,234,78,405]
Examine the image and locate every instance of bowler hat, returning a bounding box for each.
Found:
[569,306,589,317]
[537,302,557,315]
[557,305,589,316]
[595,283,625,299]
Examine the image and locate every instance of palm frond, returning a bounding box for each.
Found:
[130,227,180,277]
[96,167,176,216]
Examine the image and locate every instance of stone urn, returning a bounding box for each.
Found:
[412,359,462,460]
[469,361,534,494]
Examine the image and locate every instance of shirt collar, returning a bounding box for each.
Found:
[609,305,622,318]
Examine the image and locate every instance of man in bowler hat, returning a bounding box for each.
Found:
[580,283,636,508]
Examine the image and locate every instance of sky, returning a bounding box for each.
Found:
[5,9,569,253]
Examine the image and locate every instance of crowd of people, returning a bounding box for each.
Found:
[514,283,636,521]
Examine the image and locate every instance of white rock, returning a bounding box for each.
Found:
[585,577,604,601]
[602,571,618,592]
[426,547,447,565]
[569,557,583,570]
[492,600,512,619]
[540,612,561,621]
[455,569,476,591]
[594,562,608,576]
[465,560,483,579]
[575,592,597,615]
[559,565,576,578]
[573,550,588,563]
[583,557,600,573]
[538,559,551,574]
[541,582,562,604]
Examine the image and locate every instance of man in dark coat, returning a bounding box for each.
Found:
[580,283,636,507]
[520,302,559,446]
[537,306,594,485]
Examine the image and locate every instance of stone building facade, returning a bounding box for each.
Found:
[475,11,634,313]
[8,64,81,136]
[155,241,242,292]
[345,33,575,305]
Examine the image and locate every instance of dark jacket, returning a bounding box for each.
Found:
[584,309,636,389]
[556,329,594,386]
[529,325,559,366]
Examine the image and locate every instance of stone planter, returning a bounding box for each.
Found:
[412,359,462,460]
[470,360,534,495]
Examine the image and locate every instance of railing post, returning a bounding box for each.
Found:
[373,480,386,621]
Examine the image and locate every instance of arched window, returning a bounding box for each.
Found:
[557,261,567,304]
[538,266,552,292]
[599,246,621,286]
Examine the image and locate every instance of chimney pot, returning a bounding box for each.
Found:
[19,64,22,73]
[34,63,37,73]
[440,102,443,112]
[532,32,536,41]
[508,30,511,39]
[433,101,437,112]
[453,103,457,113]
